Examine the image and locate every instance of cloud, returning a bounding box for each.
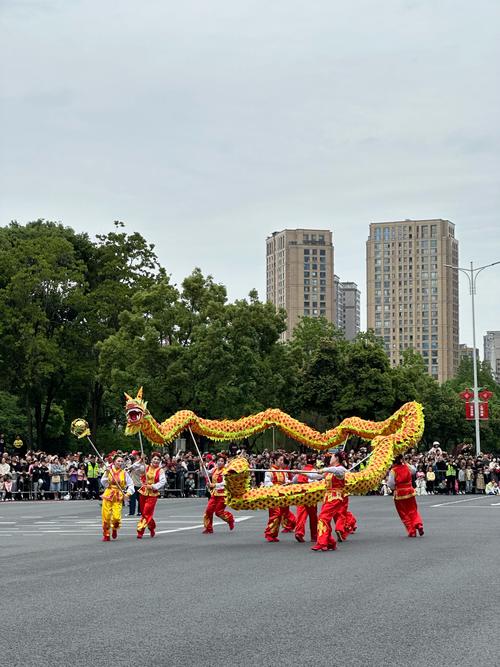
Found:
[1,0,499,348]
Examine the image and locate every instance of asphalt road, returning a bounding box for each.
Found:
[1,494,499,666]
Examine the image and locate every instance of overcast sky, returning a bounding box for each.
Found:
[1,0,499,350]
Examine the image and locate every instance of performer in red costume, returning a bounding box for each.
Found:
[263,454,296,542]
[136,452,166,539]
[387,455,424,537]
[310,450,348,552]
[292,459,318,543]
[202,454,235,534]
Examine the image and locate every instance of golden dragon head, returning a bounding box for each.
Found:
[124,387,149,435]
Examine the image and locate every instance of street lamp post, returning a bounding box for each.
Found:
[445,260,500,456]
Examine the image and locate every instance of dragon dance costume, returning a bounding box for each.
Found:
[137,460,166,539]
[263,465,296,542]
[388,462,424,537]
[100,464,134,541]
[292,464,318,543]
[311,464,347,551]
[203,463,235,533]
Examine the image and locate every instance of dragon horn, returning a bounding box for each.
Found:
[137,387,143,400]
[124,392,133,401]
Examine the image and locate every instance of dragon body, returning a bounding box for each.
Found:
[124,389,424,510]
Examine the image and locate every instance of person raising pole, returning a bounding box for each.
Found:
[263,454,296,542]
[202,453,235,534]
[100,454,135,542]
[291,457,318,544]
[309,449,349,552]
[136,452,166,539]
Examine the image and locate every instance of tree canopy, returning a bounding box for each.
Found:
[1,220,498,453]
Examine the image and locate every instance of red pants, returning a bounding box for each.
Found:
[203,495,234,532]
[335,497,357,540]
[295,505,318,541]
[394,496,423,536]
[137,495,158,534]
[315,498,344,549]
[265,506,296,539]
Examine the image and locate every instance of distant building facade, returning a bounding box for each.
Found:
[334,277,360,341]
[459,343,479,364]
[366,219,459,382]
[266,229,334,340]
[484,331,500,383]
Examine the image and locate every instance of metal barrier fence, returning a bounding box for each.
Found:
[0,472,210,500]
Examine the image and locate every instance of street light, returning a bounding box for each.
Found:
[445,260,500,455]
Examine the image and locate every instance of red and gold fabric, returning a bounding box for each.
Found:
[295,504,318,541]
[137,495,159,534]
[139,465,161,497]
[392,463,423,537]
[313,469,347,549]
[203,496,234,533]
[263,466,296,540]
[295,465,318,541]
[264,506,296,540]
[210,467,227,497]
[101,468,127,502]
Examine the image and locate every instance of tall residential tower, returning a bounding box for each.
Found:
[366,219,459,382]
[266,229,334,340]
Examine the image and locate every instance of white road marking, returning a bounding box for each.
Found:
[0,521,16,524]
[155,516,253,535]
[431,497,492,507]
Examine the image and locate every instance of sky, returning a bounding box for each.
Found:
[1,0,499,352]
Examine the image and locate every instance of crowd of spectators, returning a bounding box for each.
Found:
[386,441,500,496]
[1,439,499,501]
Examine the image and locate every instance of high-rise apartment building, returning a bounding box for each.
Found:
[266,229,334,339]
[484,331,500,382]
[340,282,361,341]
[333,276,361,340]
[366,219,459,382]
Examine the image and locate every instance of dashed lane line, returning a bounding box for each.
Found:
[431,497,497,507]
[155,516,253,535]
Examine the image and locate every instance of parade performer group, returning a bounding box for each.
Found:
[69,392,426,546]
